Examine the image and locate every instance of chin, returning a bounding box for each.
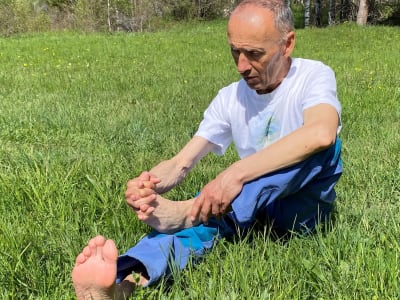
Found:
[246,82,262,90]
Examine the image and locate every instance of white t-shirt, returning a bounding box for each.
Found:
[195,58,342,159]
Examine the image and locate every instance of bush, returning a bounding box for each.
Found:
[1,0,399,35]
[0,0,51,36]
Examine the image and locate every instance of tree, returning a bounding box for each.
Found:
[304,0,311,27]
[356,0,369,25]
[314,0,322,26]
[328,0,336,25]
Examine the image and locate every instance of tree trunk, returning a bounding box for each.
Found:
[314,0,321,26]
[328,0,336,25]
[107,0,111,32]
[304,0,311,27]
[356,0,368,25]
[130,0,135,18]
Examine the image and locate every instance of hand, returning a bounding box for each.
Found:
[190,168,243,224]
[125,171,160,215]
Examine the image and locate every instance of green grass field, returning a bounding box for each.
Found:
[0,22,399,299]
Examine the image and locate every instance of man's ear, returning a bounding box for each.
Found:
[283,31,295,57]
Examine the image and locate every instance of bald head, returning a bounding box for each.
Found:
[230,0,294,39]
[228,4,282,45]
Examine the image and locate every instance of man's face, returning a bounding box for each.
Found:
[227,5,293,93]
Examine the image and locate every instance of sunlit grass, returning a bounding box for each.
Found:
[0,22,399,298]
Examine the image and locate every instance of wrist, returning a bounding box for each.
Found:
[228,161,247,185]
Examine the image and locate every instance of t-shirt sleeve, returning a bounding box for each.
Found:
[302,63,342,133]
[194,90,233,156]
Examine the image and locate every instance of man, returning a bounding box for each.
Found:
[72,0,342,299]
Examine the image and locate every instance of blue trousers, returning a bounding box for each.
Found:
[117,139,342,285]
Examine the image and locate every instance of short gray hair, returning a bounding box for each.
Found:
[233,0,294,37]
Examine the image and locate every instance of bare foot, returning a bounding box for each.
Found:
[137,196,200,234]
[72,236,118,300]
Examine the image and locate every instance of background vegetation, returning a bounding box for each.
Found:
[0,21,399,298]
[0,0,399,36]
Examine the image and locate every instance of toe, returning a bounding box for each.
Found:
[88,236,105,256]
[82,246,91,258]
[94,235,106,246]
[75,253,87,266]
[102,240,118,263]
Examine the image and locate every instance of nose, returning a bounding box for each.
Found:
[236,53,251,74]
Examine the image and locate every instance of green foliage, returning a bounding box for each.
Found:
[0,0,238,34]
[1,0,399,34]
[73,0,106,31]
[370,0,400,24]
[0,23,399,299]
[163,0,236,20]
[0,0,51,35]
[291,3,305,28]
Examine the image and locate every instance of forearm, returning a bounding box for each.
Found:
[150,136,215,194]
[232,122,337,184]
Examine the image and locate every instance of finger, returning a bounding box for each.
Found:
[140,204,155,214]
[211,198,221,216]
[139,171,151,181]
[124,188,142,204]
[190,195,203,222]
[134,193,157,207]
[139,203,151,212]
[126,198,140,209]
[136,179,147,189]
[149,174,161,184]
[219,197,230,215]
[126,179,144,191]
[136,187,156,197]
[127,193,156,209]
[127,175,159,191]
[141,181,157,189]
[136,211,149,221]
[134,206,155,220]
[125,189,139,202]
[139,172,161,185]
[126,185,156,201]
[200,199,212,224]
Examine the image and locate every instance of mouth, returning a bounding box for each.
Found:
[244,76,259,85]
[244,75,255,81]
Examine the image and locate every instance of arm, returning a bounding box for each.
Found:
[231,103,339,182]
[191,103,340,222]
[125,136,215,210]
[149,136,216,193]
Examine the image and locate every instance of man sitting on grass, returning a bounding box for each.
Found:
[72,0,343,299]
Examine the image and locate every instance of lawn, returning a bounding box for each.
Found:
[0,22,399,299]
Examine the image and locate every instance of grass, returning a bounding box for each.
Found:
[0,21,399,299]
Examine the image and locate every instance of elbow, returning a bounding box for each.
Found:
[313,125,337,151]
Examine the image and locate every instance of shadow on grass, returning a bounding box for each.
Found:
[144,204,340,297]
[229,201,339,245]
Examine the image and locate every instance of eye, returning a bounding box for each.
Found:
[230,48,264,61]
[230,48,240,57]
[246,51,263,60]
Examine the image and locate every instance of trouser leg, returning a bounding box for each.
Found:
[117,139,342,285]
[117,218,234,285]
[227,138,342,233]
